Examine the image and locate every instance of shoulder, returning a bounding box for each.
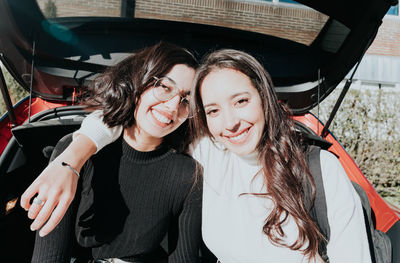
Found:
[168,150,200,180]
[319,150,351,189]
[191,136,231,167]
[319,150,351,191]
[319,150,342,169]
[91,137,123,163]
[318,149,361,213]
[168,151,203,200]
[172,150,198,167]
[190,137,212,159]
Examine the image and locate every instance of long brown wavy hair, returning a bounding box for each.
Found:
[191,49,324,260]
[83,42,198,152]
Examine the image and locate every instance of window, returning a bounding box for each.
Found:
[387,4,399,16]
[279,0,300,4]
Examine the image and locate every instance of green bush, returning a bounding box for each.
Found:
[43,0,57,18]
[313,84,400,207]
[0,66,29,117]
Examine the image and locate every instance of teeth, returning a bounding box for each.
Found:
[152,110,171,124]
[229,130,248,142]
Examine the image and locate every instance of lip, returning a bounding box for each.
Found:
[223,127,252,145]
[150,108,173,128]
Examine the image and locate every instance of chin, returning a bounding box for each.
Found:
[228,146,257,156]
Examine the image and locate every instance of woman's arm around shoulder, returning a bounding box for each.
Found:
[20,110,123,236]
[320,150,372,263]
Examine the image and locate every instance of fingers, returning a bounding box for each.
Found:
[27,195,46,220]
[20,158,79,236]
[38,196,71,237]
[20,181,40,211]
[30,195,57,232]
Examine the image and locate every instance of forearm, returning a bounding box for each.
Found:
[52,134,97,172]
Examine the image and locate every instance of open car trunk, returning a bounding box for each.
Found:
[0,0,399,262]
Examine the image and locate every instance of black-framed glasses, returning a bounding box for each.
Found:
[152,76,194,118]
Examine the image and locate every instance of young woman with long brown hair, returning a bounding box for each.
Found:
[22,49,371,262]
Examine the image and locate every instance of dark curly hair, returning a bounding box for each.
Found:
[191,49,324,260]
[83,42,198,152]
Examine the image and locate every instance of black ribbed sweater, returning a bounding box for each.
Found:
[31,135,202,263]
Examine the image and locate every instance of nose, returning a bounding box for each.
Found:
[163,94,181,113]
[223,110,240,132]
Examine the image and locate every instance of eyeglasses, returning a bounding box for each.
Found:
[152,76,194,118]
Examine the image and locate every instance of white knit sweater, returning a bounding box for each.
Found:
[76,111,372,263]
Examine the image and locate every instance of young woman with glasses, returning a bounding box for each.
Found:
[23,48,371,263]
[27,42,203,263]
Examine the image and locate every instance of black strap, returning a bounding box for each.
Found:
[305,145,330,262]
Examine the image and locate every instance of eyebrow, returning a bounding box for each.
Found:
[163,76,177,85]
[203,91,251,108]
[163,76,191,95]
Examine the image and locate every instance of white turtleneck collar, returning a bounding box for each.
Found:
[234,150,261,167]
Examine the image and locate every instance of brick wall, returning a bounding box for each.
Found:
[367,17,400,57]
[135,0,328,46]
[37,0,121,17]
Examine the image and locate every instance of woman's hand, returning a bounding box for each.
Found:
[20,134,97,237]
[20,159,79,237]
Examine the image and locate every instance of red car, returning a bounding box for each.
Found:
[0,0,399,262]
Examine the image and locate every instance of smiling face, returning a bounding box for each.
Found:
[132,64,195,146]
[201,68,265,156]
